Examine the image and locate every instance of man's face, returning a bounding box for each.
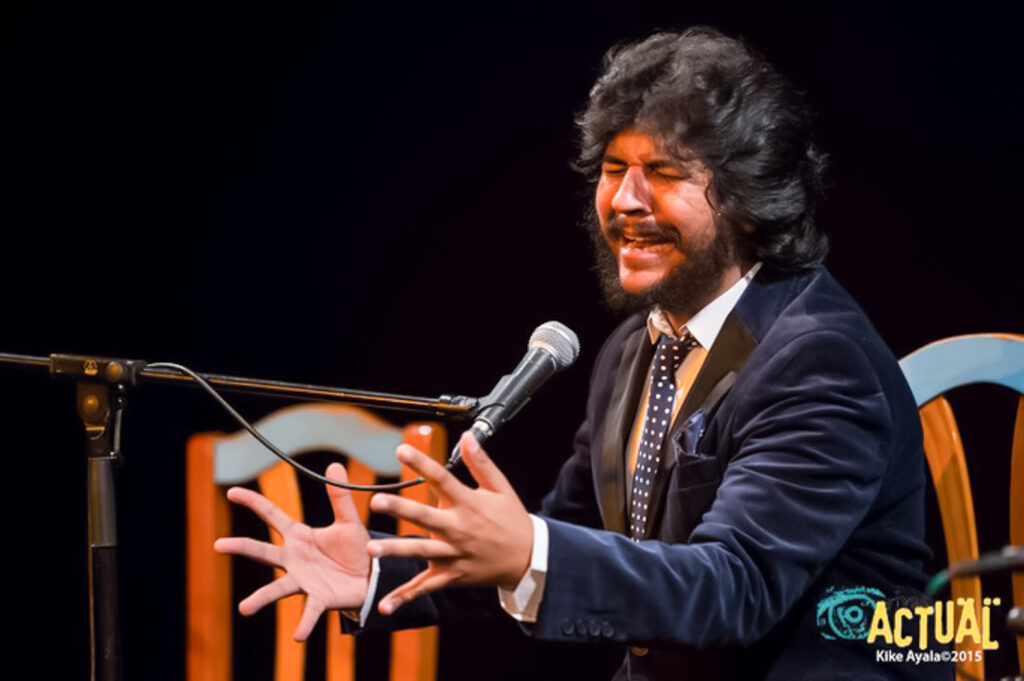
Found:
[592,127,739,318]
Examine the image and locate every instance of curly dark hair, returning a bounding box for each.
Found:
[576,27,828,271]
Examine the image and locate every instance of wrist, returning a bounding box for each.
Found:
[499,564,529,591]
[499,513,535,590]
[496,514,547,623]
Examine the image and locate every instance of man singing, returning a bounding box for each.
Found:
[216,27,944,680]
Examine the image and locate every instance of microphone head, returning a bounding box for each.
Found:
[529,321,580,370]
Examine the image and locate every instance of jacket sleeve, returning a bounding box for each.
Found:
[532,330,896,648]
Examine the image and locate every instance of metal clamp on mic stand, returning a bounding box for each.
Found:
[51,355,147,681]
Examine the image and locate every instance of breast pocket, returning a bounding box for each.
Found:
[672,452,722,488]
[660,453,724,540]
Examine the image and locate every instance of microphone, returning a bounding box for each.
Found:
[1009,607,1023,636]
[450,321,580,465]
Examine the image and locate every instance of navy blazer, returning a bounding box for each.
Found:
[358,266,948,680]
[535,265,945,679]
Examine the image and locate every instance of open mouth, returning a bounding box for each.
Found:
[619,232,677,253]
[602,216,680,256]
[622,234,672,247]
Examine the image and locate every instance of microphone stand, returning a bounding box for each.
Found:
[0,352,478,681]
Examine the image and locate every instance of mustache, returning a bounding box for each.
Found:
[604,216,681,246]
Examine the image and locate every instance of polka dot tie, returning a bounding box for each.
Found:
[629,332,698,541]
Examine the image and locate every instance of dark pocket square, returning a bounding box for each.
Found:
[672,408,706,459]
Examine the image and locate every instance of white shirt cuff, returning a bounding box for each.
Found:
[358,556,381,626]
[497,514,548,623]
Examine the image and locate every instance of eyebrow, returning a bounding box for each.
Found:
[601,154,686,171]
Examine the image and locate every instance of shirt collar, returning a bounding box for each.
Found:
[646,262,761,348]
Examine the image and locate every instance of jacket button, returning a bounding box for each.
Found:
[631,646,649,656]
[601,620,614,638]
[561,619,574,636]
[588,619,601,637]
[575,619,587,637]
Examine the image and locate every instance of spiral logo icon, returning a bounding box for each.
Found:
[816,586,885,640]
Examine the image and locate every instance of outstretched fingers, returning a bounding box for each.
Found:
[369,494,450,533]
[324,462,361,524]
[457,431,513,494]
[394,444,468,503]
[226,486,296,535]
[378,569,454,616]
[367,536,460,560]
[213,536,282,567]
[239,574,299,616]
[294,597,326,641]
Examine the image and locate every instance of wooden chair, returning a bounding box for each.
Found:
[899,333,1024,679]
[186,402,445,681]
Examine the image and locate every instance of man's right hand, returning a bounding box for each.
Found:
[214,462,371,641]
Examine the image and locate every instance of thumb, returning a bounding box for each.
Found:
[325,462,361,524]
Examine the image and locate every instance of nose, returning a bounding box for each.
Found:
[610,167,651,215]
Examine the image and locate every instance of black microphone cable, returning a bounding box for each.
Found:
[146,321,578,493]
[149,362,438,492]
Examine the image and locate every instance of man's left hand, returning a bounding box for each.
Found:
[367,431,533,615]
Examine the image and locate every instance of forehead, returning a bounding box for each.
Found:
[603,128,665,158]
[603,127,699,166]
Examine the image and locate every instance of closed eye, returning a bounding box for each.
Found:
[648,162,690,180]
[600,161,627,175]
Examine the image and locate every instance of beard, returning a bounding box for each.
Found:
[586,205,741,318]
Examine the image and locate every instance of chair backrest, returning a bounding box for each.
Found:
[186,402,446,681]
[899,333,1024,679]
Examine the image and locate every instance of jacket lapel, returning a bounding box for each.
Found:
[674,312,758,444]
[645,311,757,539]
[596,326,654,534]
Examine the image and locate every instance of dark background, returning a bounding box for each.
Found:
[3,1,1022,678]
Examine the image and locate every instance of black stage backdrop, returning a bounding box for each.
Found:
[3,2,1022,679]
